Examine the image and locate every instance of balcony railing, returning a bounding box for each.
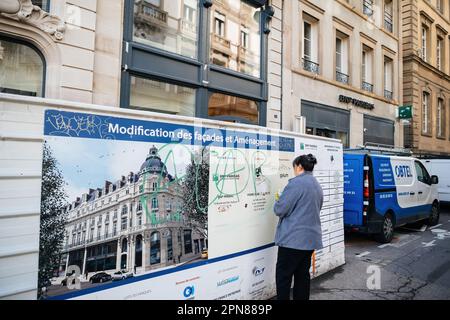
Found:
[212,34,231,49]
[135,2,168,26]
[384,11,393,32]
[336,71,349,84]
[363,0,373,16]
[302,58,320,75]
[362,81,374,93]
[179,19,196,34]
[384,89,393,100]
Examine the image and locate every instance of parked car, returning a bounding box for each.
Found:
[89,272,112,284]
[112,270,133,281]
[422,158,450,204]
[344,153,440,243]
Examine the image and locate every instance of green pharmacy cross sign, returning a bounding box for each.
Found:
[398,105,413,119]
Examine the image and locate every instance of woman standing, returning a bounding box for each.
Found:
[274,154,323,300]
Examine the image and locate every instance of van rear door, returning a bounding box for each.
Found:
[344,154,365,226]
[414,160,433,218]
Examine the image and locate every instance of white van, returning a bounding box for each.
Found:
[423,159,450,204]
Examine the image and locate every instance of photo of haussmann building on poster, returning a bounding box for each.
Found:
[59,146,206,277]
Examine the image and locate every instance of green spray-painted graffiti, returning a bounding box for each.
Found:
[138,142,275,229]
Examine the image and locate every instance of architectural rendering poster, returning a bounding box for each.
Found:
[38,109,344,300]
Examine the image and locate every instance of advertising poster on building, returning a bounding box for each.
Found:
[38,109,343,300]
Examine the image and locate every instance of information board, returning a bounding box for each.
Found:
[38,109,344,300]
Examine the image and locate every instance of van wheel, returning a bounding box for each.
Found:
[375,213,394,244]
[428,203,440,226]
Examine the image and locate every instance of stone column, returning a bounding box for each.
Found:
[130,236,135,273]
[141,235,147,272]
[160,230,167,266]
[82,247,87,278]
[116,239,121,270]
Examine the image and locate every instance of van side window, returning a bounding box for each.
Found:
[415,161,431,185]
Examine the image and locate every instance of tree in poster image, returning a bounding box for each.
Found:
[38,142,68,299]
[181,147,209,242]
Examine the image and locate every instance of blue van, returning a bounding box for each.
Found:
[344,153,440,243]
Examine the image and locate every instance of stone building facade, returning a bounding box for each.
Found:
[282,0,403,148]
[402,0,450,156]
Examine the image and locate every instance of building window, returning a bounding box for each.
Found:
[384,56,393,100]
[214,12,226,37]
[34,0,50,11]
[421,26,428,62]
[121,205,128,215]
[384,0,393,32]
[363,0,374,16]
[335,33,349,84]
[0,37,45,97]
[241,27,249,49]
[130,76,196,116]
[437,0,444,14]
[302,17,319,74]
[152,182,158,191]
[150,231,161,264]
[422,91,431,135]
[121,216,128,231]
[137,213,142,226]
[361,45,373,93]
[437,37,443,71]
[151,197,158,210]
[208,92,259,125]
[210,2,261,78]
[183,229,192,254]
[364,115,395,147]
[133,0,198,59]
[302,101,350,148]
[122,238,128,253]
[113,222,117,236]
[437,98,445,138]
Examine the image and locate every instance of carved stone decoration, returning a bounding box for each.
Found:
[0,0,66,41]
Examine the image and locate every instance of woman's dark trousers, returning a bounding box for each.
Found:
[276,246,314,300]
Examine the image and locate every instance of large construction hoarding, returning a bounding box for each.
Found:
[38,108,344,300]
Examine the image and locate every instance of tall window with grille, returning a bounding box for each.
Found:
[422,91,431,135]
[384,56,393,100]
[302,16,319,75]
[361,45,373,93]
[335,33,349,84]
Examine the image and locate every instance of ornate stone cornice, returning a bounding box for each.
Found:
[0,0,65,41]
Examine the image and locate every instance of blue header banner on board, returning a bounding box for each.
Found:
[44,109,295,152]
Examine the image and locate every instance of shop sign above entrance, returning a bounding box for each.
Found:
[339,95,375,110]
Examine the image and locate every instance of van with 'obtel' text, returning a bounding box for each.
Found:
[344,153,440,243]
